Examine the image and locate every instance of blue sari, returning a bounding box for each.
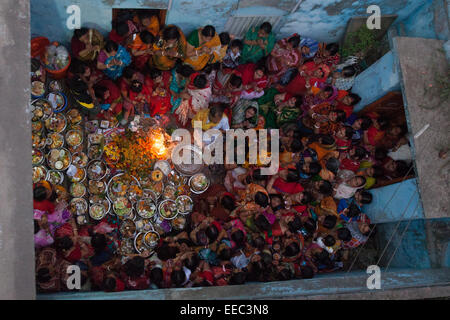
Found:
[169,69,188,112]
[104,45,131,80]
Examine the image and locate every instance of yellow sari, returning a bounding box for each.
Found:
[191,108,225,130]
[184,28,221,71]
[149,25,187,71]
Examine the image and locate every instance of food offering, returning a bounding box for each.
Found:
[65,129,83,148]
[72,151,89,168]
[113,196,133,217]
[144,231,160,249]
[47,92,67,113]
[76,215,88,225]
[88,133,105,145]
[88,144,103,160]
[44,113,67,133]
[128,184,143,203]
[154,160,171,176]
[120,238,135,255]
[142,189,158,202]
[46,170,64,185]
[107,173,140,200]
[66,109,82,125]
[32,132,46,149]
[135,218,153,232]
[48,80,62,93]
[47,148,71,171]
[171,216,187,231]
[85,120,99,134]
[120,220,136,238]
[31,99,53,121]
[151,169,164,182]
[89,202,108,221]
[87,160,107,181]
[68,167,86,183]
[189,173,210,194]
[69,197,88,216]
[134,232,147,253]
[32,165,47,183]
[175,195,194,215]
[168,170,187,186]
[70,182,86,198]
[54,185,69,204]
[158,199,178,220]
[163,183,177,200]
[31,81,45,97]
[32,148,44,165]
[47,132,65,149]
[32,120,44,134]
[88,180,106,195]
[136,198,157,219]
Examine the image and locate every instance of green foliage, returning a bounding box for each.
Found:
[341,24,379,59]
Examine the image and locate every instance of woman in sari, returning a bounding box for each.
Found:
[257,88,303,128]
[97,40,131,80]
[146,68,172,117]
[266,34,302,85]
[133,11,160,36]
[241,22,276,64]
[71,28,104,63]
[172,73,211,127]
[314,43,340,69]
[236,63,268,100]
[211,70,243,108]
[128,30,156,69]
[150,25,187,71]
[169,64,195,111]
[231,100,259,129]
[184,25,222,71]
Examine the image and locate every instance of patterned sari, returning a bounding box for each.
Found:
[267,36,302,83]
[150,25,187,71]
[184,28,222,71]
[241,26,275,64]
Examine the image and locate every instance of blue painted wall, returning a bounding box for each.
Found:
[364,178,424,224]
[351,50,401,112]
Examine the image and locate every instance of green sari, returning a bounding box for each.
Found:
[257,88,300,128]
[241,26,275,64]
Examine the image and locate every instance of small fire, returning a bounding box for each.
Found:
[136,127,172,160]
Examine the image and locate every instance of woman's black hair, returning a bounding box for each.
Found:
[300,265,314,279]
[70,58,89,75]
[315,250,332,267]
[259,22,272,34]
[201,25,216,37]
[130,80,143,93]
[150,267,164,288]
[229,74,242,88]
[104,40,119,53]
[359,115,372,130]
[56,236,73,251]
[34,220,40,234]
[156,242,179,261]
[255,191,269,208]
[102,276,116,292]
[196,229,208,246]
[325,43,339,56]
[252,236,266,250]
[37,268,51,283]
[323,215,337,229]
[347,202,361,218]
[33,186,48,201]
[176,64,195,77]
[209,103,225,118]
[183,253,200,271]
[74,28,89,39]
[231,230,245,248]
[171,269,186,288]
[343,126,354,139]
[395,160,410,177]
[293,95,304,108]
[321,135,335,146]
[254,62,267,74]
[288,34,301,48]
[318,180,333,196]
[124,256,145,278]
[335,110,347,123]
[140,30,155,44]
[150,68,162,79]
[353,146,367,160]
[115,22,130,37]
[261,251,273,267]
[374,148,388,161]
[359,190,373,204]
[219,32,231,45]
[252,168,266,182]
[218,247,232,261]
[342,65,356,78]
[301,191,314,205]
[288,216,303,233]
[193,74,207,89]
[220,195,236,211]
[94,85,108,100]
[303,217,317,234]
[377,117,390,130]
[354,176,367,188]
[285,168,300,182]
[337,227,352,242]
[230,39,244,50]
[91,233,107,254]
[291,139,304,153]
[278,268,292,281]
[162,25,180,41]
[323,235,336,247]
[205,225,219,242]
[326,157,340,175]
[308,162,321,176]
[122,67,135,80]
[229,272,246,285]
[255,214,271,232]
[323,85,334,98]
[284,242,300,257]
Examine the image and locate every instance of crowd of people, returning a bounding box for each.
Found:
[34,11,412,293]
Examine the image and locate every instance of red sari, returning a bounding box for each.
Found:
[146,71,172,116]
[281,61,329,96]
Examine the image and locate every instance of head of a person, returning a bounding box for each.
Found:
[325,43,339,56]
[395,160,410,177]
[323,235,336,247]
[253,64,266,79]
[150,267,163,288]
[70,59,91,77]
[337,227,352,242]
[351,146,367,160]
[201,25,216,42]
[288,34,301,49]
[171,269,186,288]
[115,22,130,37]
[37,267,52,283]
[318,180,333,196]
[353,115,372,131]
[375,117,390,130]
[56,236,74,251]
[124,256,145,278]
[278,268,293,281]
[254,214,271,232]
[304,161,321,176]
[229,74,242,89]
[336,125,354,140]
[174,65,193,81]
[162,25,180,45]
[104,40,118,55]
[320,135,335,146]
[318,85,334,100]
[293,191,313,205]
[255,191,269,208]
[91,233,107,254]
[288,216,303,233]
[205,224,219,242]
[130,79,143,93]
[329,110,347,123]
[150,68,163,82]
[258,22,272,38]
[183,254,200,271]
[195,229,208,246]
[252,236,266,250]
[208,103,225,123]
[193,74,207,89]
[230,39,243,54]
[156,242,180,261]
[138,11,156,28]
[347,202,362,218]
[323,215,337,229]
[33,185,48,202]
[122,67,137,81]
[270,194,284,211]
[102,276,117,292]
[219,32,231,46]
[221,195,236,212]
[342,65,357,78]
[218,247,232,261]
[347,175,366,188]
[245,106,257,120]
[375,148,388,161]
[359,222,371,236]
[325,157,340,175]
[280,168,300,182]
[342,93,361,106]
[74,28,89,42]
[231,229,245,248]
[230,271,246,285]
[140,30,156,45]
[355,190,373,205]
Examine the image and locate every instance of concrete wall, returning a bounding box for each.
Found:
[351,50,401,112]
[0,0,36,300]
